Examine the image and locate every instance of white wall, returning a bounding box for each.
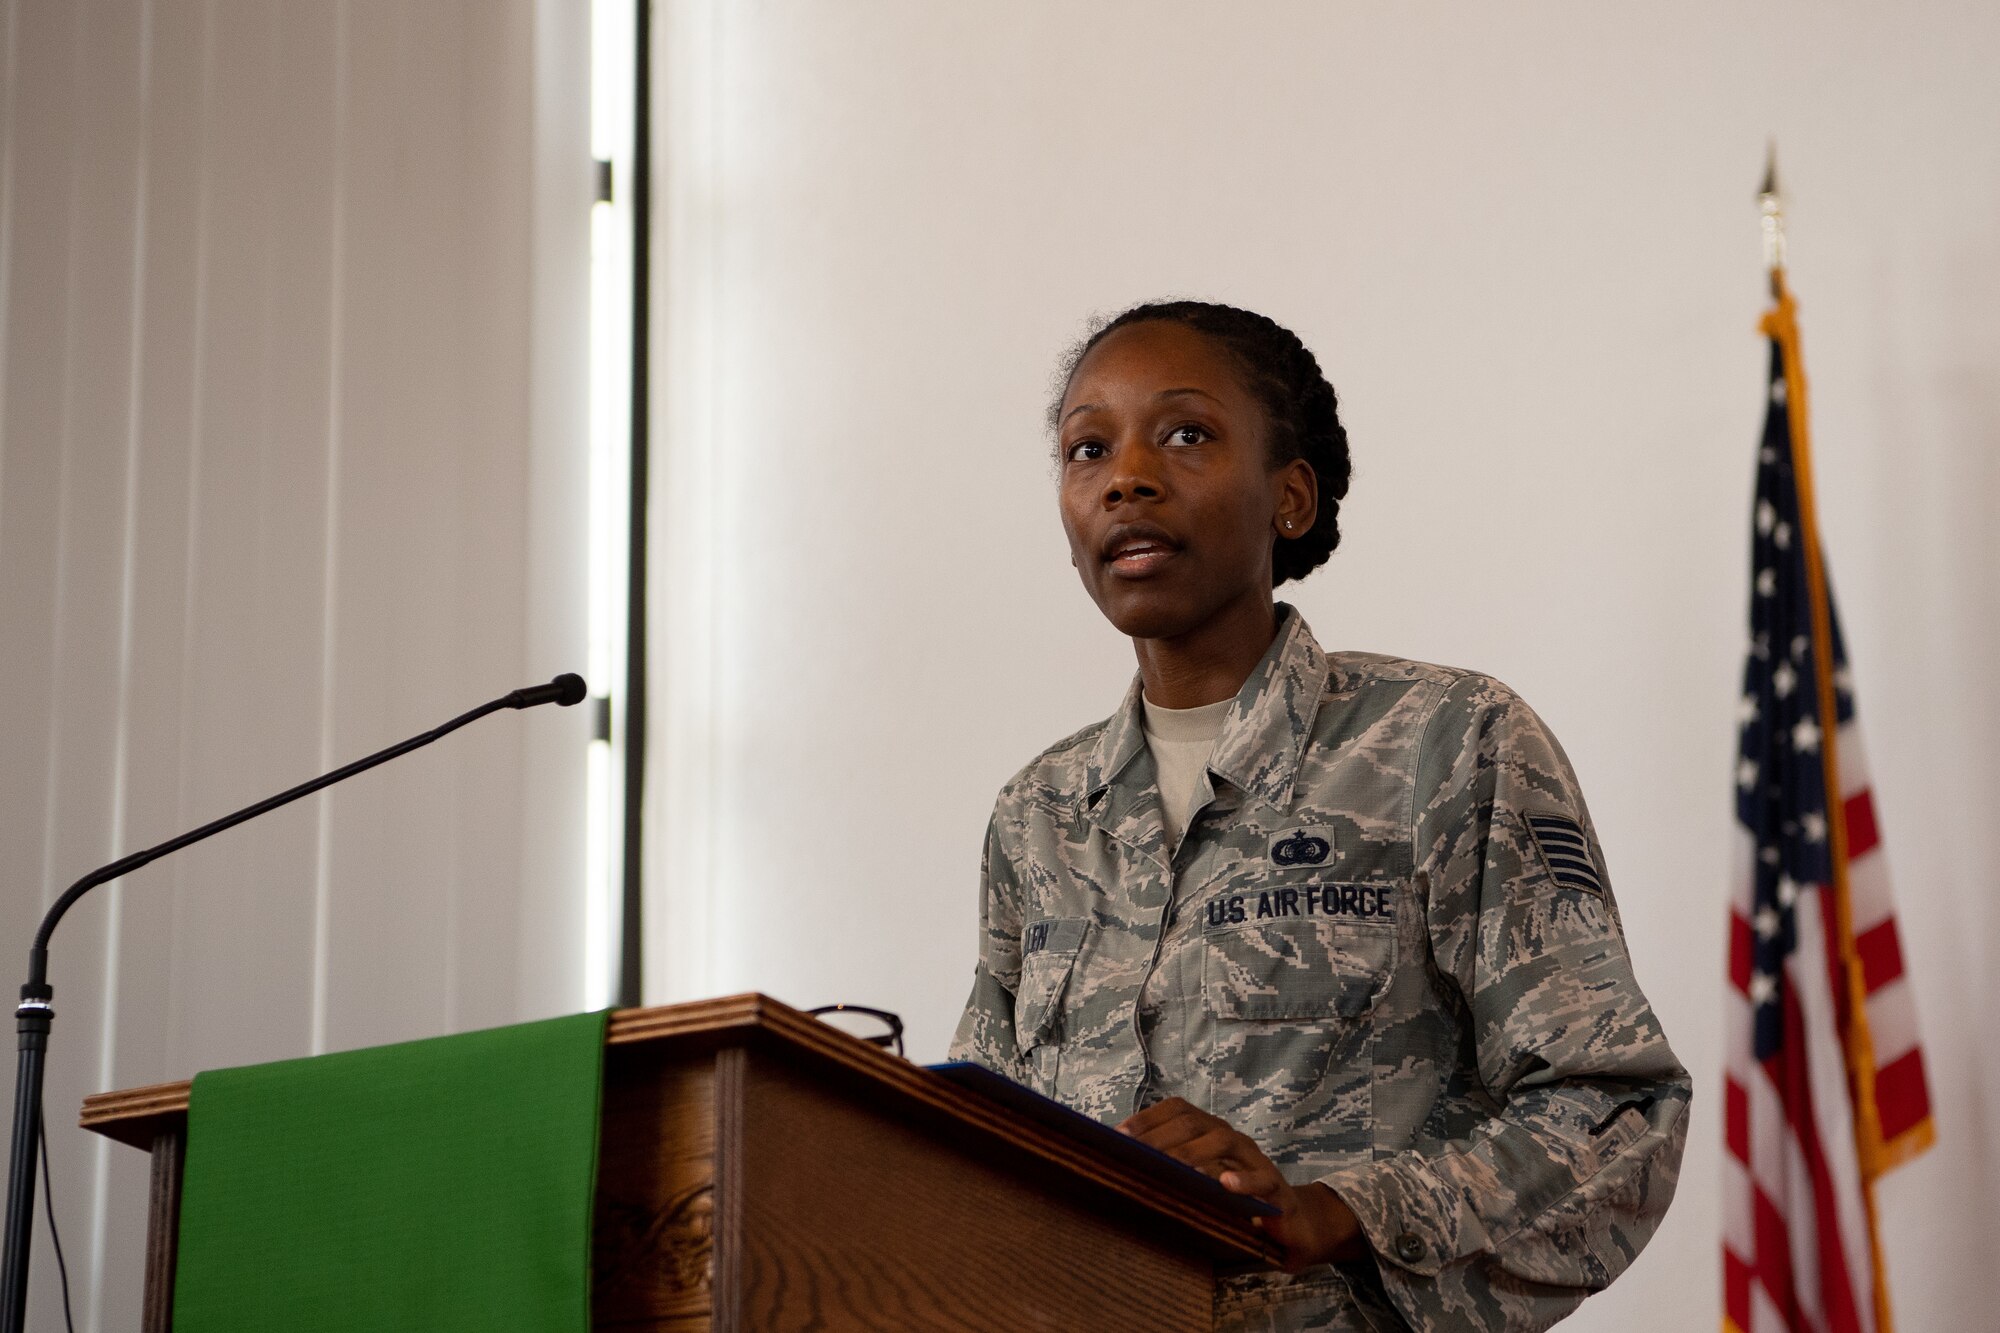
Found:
[644,2,2000,1327]
[0,1,590,1327]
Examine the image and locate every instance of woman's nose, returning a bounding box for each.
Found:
[1103,442,1164,506]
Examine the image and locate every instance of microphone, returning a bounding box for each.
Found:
[504,672,587,710]
[0,674,587,1333]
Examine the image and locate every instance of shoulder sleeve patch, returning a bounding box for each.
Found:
[1525,812,1605,897]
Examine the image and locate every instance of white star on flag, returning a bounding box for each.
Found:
[1737,694,1760,727]
[1772,661,1797,698]
[1757,569,1777,597]
[1774,521,1792,549]
[1792,716,1821,753]
[1776,875,1799,906]
[1737,757,1760,790]
[1801,811,1827,843]
[1757,500,1776,535]
[1749,972,1778,1005]
[1754,906,1780,938]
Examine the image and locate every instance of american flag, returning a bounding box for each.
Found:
[1723,282,1934,1333]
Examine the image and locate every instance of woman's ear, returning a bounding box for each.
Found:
[1274,458,1318,537]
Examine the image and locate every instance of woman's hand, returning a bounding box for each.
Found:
[1117,1097,1364,1272]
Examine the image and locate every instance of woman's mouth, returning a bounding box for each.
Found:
[1104,532,1181,577]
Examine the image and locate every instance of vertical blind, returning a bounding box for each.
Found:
[0,1,590,1326]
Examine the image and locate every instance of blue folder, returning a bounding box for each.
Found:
[928,1060,1281,1222]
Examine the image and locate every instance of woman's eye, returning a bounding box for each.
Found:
[1065,440,1106,462]
[1165,424,1210,447]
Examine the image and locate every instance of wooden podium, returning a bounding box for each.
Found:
[81,994,1277,1331]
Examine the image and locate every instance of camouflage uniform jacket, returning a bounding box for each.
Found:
[949,607,1690,1331]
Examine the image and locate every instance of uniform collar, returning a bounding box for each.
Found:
[1084,603,1331,823]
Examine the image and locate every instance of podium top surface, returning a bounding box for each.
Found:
[80,992,1281,1265]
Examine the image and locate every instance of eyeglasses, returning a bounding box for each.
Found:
[807,1004,905,1059]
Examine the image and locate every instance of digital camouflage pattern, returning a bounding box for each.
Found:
[950,607,1690,1331]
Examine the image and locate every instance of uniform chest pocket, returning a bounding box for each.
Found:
[1015,917,1088,1047]
[1203,917,1396,1021]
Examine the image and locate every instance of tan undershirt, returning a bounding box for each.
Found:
[1140,695,1232,846]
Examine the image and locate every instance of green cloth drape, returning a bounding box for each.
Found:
[172,1010,607,1332]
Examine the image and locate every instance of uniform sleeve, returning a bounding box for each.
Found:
[947,811,1027,1078]
[1316,677,1691,1332]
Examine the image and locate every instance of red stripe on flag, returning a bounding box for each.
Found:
[1731,910,1754,995]
[1853,919,1904,994]
[1726,1075,1750,1166]
[1818,887,1854,1039]
[1844,789,1880,860]
[1874,1047,1932,1145]
[1751,1181,1797,1328]
[1725,1245,1754,1331]
[1771,982,1868,1333]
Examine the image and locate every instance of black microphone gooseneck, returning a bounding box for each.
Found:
[0,673,587,1333]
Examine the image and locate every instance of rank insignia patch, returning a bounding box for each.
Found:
[1526,813,1604,896]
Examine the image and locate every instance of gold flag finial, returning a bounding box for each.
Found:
[1759,142,1787,294]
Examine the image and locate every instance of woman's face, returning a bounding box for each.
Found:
[1056,321,1313,642]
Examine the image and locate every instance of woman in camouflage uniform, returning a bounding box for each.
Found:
[949,302,1689,1332]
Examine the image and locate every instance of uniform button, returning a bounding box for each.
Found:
[1394,1232,1425,1264]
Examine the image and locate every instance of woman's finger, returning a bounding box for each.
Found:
[1167,1126,1251,1177]
[1220,1159,1286,1201]
[1116,1096,1195,1137]
[1127,1110,1222,1154]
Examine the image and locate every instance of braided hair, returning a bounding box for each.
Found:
[1050,300,1352,587]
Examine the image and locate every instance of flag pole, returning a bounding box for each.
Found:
[1757,149,1898,1333]
[1758,144,1788,300]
